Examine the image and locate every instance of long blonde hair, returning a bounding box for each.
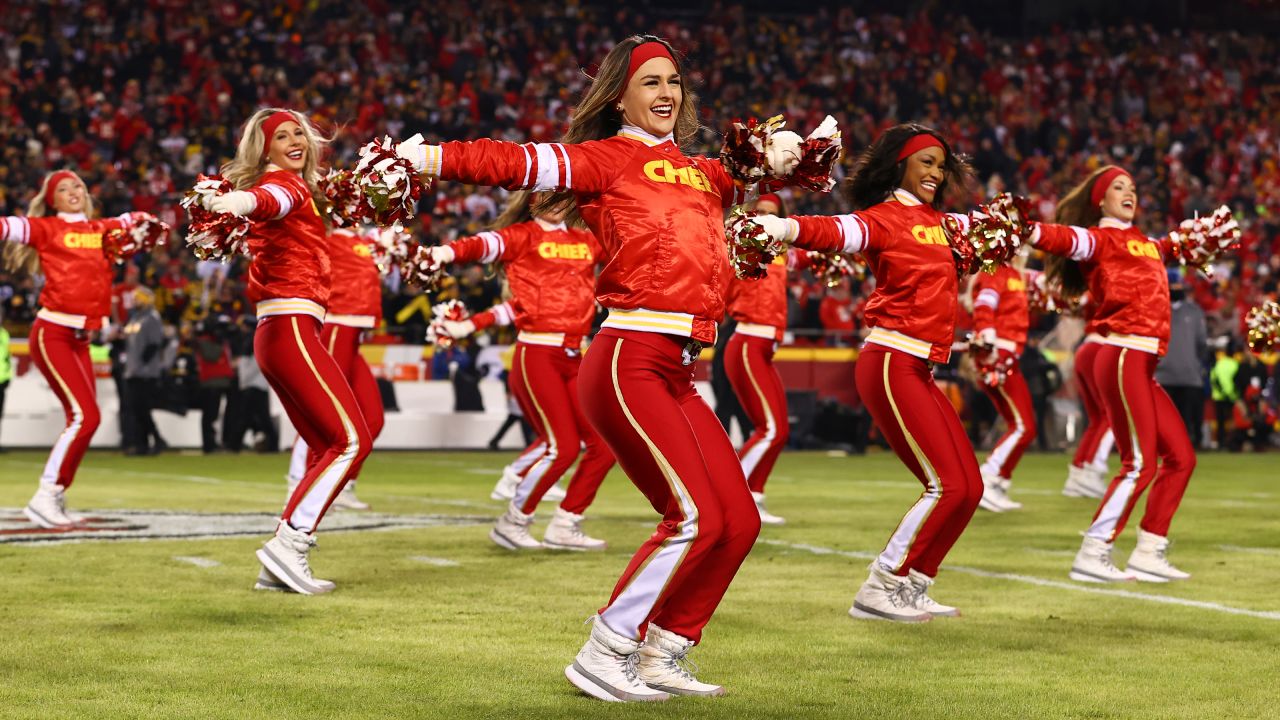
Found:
[222,108,329,193]
[534,35,701,223]
[2,171,96,274]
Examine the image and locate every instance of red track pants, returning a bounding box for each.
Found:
[509,342,615,515]
[580,329,760,643]
[856,345,982,578]
[723,333,789,493]
[30,319,100,490]
[1086,345,1195,542]
[1071,341,1114,470]
[256,315,372,533]
[979,354,1036,481]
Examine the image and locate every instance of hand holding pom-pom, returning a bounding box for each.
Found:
[425,300,471,349]
[400,244,453,288]
[948,192,1031,276]
[1166,205,1240,277]
[182,175,252,261]
[764,131,803,177]
[804,251,861,288]
[725,208,793,280]
[1246,301,1280,355]
[720,115,842,192]
[368,224,414,277]
[789,115,843,192]
[353,134,430,226]
[104,212,170,264]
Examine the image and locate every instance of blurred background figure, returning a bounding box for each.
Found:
[1155,269,1209,448]
[122,287,168,455]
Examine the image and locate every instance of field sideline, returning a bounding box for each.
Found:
[1,449,1276,719]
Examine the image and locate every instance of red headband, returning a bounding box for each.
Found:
[1090,167,1131,206]
[43,170,80,201]
[896,133,945,162]
[756,193,783,210]
[621,42,676,94]
[260,111,300,157]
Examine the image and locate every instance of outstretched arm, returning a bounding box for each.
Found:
[397,137,627,195]
[1028,222,1097,261]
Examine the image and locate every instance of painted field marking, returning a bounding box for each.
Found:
[409,556,460,567]
[1219,544,1280,556]
[759,539,1280,621]
[173,556,222,568]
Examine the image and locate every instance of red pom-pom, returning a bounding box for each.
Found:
[789,116,842,192]
[719,115,786,183]
[725,208,788,280]
[353,135,429,227]
[426,299,470,349]
[1246,301,1280,355]
[1167,205,1240,277]
[968,335,1018,387]
[399,244,448,288]
[369,225,414,278]
[319,169,364,227]
[805,251,862,288]
[181,175,251,261]
[949,193,1032,276]
[103,212,170,263]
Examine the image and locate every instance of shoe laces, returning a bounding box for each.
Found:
[660,646,700,682]
[887,579,916,609]
[622,651,643,684]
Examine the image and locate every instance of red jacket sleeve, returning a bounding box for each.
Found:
[438,138,629,194]
[970,272,1000,331]
[1,215,57,249]
[246,175,313,222]
[471,301,515,330]
[1031,222,1096,261]
[791,212,884,254]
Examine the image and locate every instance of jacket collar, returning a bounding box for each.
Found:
[892,188,924,206]
[56,212,88,222]
[617,125,674,147]
[1098,217,1133,229]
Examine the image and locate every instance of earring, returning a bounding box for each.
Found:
[615,103,624,113]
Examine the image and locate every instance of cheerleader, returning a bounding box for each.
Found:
[283,225,388,513]
[206,109,372,595]
[0,171,150,527]
[1034,166,1199,583]
[429,192,616,551]
[378,35,791,700]
[969,257,1032,512]
[1063,298,1114,498]
[721,193,793,525]
[747,125,987,622]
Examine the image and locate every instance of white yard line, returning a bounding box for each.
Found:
[173,556,222,568]
[760,539,1280,621]
[409,556,460,567]
[1219,544,1280,556]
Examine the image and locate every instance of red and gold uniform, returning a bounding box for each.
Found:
[722,250,804,494]
[783,188,982,578]
[447,220,615,516]
[288,227,386,488]
[1032,218,1194,542]
[244,170,372,534]
[417,125,758,643]
[1,209,140,490]
[970,265,1036,481]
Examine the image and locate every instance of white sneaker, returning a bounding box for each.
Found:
[978,474,1016,512]
[252,565,335,593]
[1069,536,1135,583]
[255,521,336,595]
[330,481,371,511]
[751,491,786,525]
[995,477,1022,510]
[1082,467,1111,498]
[489,503,543,550]
[635,624,725,697]
[543,482,567,502]
[1062,465,1093,497]
[490,465,520,501]
[24,486,77,528]
[544,507,607,551]
[907,569,960,617]
[565,618,671,703]
[849,563,932,623]
[1126,529,1191,582]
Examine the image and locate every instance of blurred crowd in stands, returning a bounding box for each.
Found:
[0,0,1278,449]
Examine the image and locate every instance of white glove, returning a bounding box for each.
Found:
[441,319,476,339]
[765,130,803,177]
[395,133,428,173]
[208,191,257,217]
[975,327,998,347]
[430,245,456,265]
[754,213,798,243]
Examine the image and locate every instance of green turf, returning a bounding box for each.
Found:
[1,449,1277,719]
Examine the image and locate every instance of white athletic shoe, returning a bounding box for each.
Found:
[489,503,542,550]
[751,491,786,525]
[1062,465,1094,497]
[907,569,960,617]
[1126,529,1191,582]
[23,486,78,528]
[490,465,520,501]
[565,617,671,703]
[254,521,336,595]
[330,481,371,511]
[635,624,725,697]
[1069,536,1135,583]
[1082,467,1111,498]
[978,474,1016,513]
[849,563,933,623]
[543,507,607,551]
[995,477,1022,510]
[252,566,335,593]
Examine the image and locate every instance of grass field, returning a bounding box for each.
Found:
[1,448,1277,719]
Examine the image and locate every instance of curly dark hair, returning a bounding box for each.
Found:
[843,123,974,211]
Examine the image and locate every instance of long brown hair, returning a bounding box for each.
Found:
[844,123,974,211]
[2,171,96,275]
[533,35,701,224]
[1044,165,1118,299]
[491,190,534,230]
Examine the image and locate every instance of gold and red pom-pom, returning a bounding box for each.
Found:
[181,175,251,261]
[368,225,414,278]
[104,212,170,264]
[948,193,1031,276]
[725,208,788,280]
[1167,205,1240,277]
[805,251,862,288]
[1246,301,1280,355]
[719,115,786,183]
[399,244,448,289]
[790,116,842,193]
[353,135,430,227]
[319,169,364,228]
[426,299,470,349]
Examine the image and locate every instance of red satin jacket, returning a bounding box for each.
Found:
[243,170,330,317]
[971,265,1030,353]
[326,228,381,324]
